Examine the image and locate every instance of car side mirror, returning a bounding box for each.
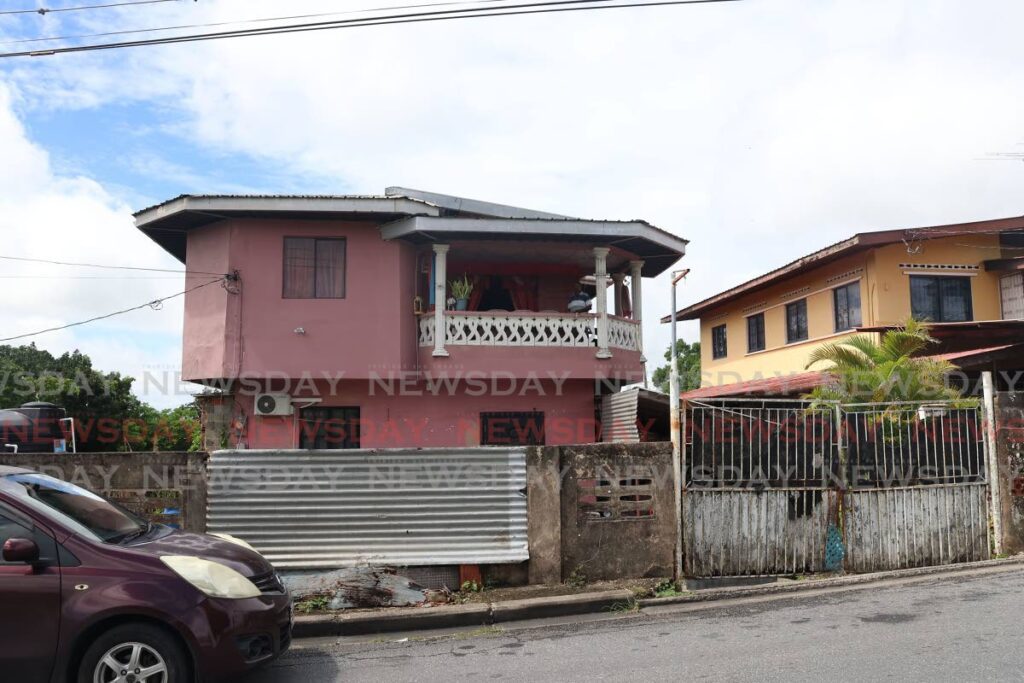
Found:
[3,538,40,564]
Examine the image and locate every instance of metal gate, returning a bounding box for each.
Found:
[682,400,990,577]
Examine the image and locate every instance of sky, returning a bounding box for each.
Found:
[2,0,1024,409]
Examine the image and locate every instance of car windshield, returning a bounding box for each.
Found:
[1,473,147,543]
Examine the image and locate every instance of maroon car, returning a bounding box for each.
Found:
[0,465,292,682]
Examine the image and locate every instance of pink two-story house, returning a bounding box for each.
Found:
[135,188,687,449]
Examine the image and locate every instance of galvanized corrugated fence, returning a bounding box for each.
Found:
[684,490,837,577]
[206,447,528,569]
[682,400,991,577]
[844,484,989,571]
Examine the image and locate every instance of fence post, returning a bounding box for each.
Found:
[982,371,1004,556]
[834,404,848,569]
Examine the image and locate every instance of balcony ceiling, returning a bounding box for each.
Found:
[381,216,688,277]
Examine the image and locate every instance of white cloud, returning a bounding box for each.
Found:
[5,0,1024,384]
[0,83,193,409]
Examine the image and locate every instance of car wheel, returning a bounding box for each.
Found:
[79,622,190,683]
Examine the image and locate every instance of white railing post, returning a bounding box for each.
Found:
[593,247,611,359]
[432,244,449,357]
[630,259,645,363]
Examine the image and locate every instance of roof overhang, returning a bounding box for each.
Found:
[380,216,688,277]
[984,257,1024,272]
[665,215,1024,322]
[134,195,442,262]
[857,320,1024,354]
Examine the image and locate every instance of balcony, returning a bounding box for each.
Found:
[418,311,641,352]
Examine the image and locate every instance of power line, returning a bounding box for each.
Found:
[0,0,180,17]
[0,274,219,279]
[2,0,743,59]
[2,0,514,46]
[0,275,227,343]
[0,254,226,276]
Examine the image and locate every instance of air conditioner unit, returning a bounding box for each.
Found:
[254,393,293,416]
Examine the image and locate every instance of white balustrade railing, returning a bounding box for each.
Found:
[418,312,641,351]
[608,316,642,351]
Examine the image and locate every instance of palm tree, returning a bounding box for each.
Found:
[803,318,964,405]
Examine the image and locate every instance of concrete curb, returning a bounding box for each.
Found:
[638,556,1024,609]
[293,557,1024,639]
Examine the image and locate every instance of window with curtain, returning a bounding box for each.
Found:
[910,275,972,322]
[786,299,808,343]
[711,324,728,359]
[747,313,765,353]
[283,237,346,299]
[833,281,862,332]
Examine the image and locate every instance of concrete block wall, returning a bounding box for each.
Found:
[0,451,209,533]
[996,393,1024,554]
[528,442,674,584]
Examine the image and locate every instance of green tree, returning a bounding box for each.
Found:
[0,343,199,451]
[803,319,964,405]
[651,339,702,394]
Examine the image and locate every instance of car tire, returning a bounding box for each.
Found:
[78,622,191,683]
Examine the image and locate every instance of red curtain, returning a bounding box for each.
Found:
[468,275,486,311]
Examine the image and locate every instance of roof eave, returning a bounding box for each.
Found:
[379,215,688,277]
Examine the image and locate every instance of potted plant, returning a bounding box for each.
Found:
[449,275,473,311]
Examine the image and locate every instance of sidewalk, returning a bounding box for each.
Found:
[293,555,1024,638]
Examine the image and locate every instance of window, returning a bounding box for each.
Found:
[480,412,545,446]
[299,407,360,449]
[786,299,808,343]
[283,237,346,299]
[0,508,57,566]
[910,275,973,322]
[746,313,765,353]
[2,474,144,544]
[833,281,863,332]
[711,324,728,359]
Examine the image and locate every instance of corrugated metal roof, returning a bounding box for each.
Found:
[681,371,830,400]
[132,192,439,217]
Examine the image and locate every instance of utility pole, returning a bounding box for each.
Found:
[668,268,689,583]
[982,371,1004,556]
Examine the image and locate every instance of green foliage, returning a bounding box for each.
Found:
[653,579,683,597]
[295,594,331,613]
[803,319,967,406]
[566,566,587,588]
[0,343,200,452]
[651,339,701,394]
[449,275,474,300]
[460,579,481,593]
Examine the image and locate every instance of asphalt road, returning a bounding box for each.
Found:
[247,567,1024,682]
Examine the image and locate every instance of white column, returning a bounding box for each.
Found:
[432,244,449,357]
[630,260,645,362]
[612,273,626,317]
[594,247,611,359]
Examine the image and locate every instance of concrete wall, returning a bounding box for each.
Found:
[210,378,604,449]
[0,452,208,533]
[696,233,1005,388]
[996,392,1024,554]
[182,218,418,383]
[527,442,674,584]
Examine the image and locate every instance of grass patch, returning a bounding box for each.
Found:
[294,594,332,613]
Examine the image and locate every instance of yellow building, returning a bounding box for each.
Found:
[667,216,1024,393]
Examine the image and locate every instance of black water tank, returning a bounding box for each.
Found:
[0,402,67,453]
